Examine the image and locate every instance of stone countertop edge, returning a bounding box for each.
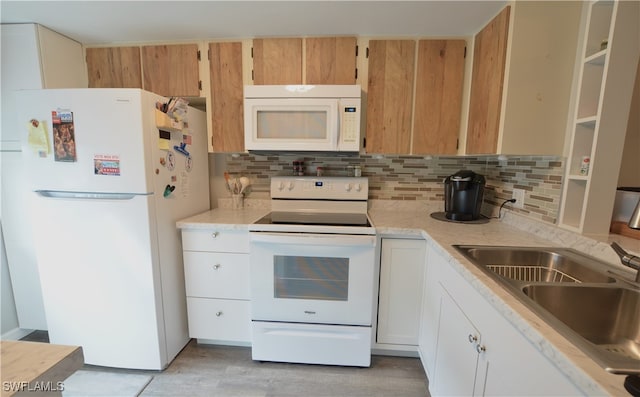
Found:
[176,206,633,396]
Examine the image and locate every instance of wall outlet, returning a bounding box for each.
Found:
[512,188,525,209]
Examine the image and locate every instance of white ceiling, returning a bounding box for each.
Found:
[0,1,508,45]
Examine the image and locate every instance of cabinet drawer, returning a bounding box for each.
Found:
[184,251,250,299]
[186,297,251,343]
[181,229,249,253]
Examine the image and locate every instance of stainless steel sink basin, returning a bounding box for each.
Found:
[454,246,616,284]
[523,285,640,374]
[453,245,640,375]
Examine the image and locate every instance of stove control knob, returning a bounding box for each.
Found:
[355,183,362,192]
[277,181,285,191]
[288,181,295,191]
[345,183,352,192]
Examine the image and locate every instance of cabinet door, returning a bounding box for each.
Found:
[252,38,302,85]
[366,40,415,154]
[86,47,142,88]
[305,37,357,84]
[431,285,480,396]
[418,246,445,378]
[413,40,465,155]
[466,6,510,154]
[142,44,200,97]
[209,42,244,153]
[377,239,426,345]
[37,26,87,88]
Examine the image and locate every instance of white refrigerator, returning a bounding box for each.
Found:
[16,88,210,370]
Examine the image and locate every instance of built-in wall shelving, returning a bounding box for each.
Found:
[559,0,639,236]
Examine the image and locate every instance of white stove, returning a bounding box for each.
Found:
[249,176,377,367]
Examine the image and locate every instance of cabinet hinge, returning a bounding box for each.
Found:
[197,50,201,61]
[363,137,366,148]
[464,46,467,58]
[251,47,254,58]
[252,70,254,81]
[355,45,359,57]
[208,49,211,61]
[198,81,202,91]
[366,47,369,58]
[355,68,358,80]
[456,138,459,150]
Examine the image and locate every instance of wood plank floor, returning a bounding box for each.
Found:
[22,332,430,396]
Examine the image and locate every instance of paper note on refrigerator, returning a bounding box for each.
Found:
[26,119,50,155]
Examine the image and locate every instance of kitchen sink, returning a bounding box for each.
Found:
[523,285,640,373]
[454,246,616,284]
[453,245,640,375]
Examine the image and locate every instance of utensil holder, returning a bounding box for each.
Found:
[232,194,244,210]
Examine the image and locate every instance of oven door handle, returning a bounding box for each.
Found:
[249,232,376,247]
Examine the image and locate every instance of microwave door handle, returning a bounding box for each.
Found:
[335,107,341,150]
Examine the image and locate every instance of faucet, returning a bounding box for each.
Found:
[611,242,640,282]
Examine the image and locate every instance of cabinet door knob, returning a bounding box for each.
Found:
[468,334,478,344]
[476,344,486,354]
[211,232,219,238]
[215,311,223,317]
[213,264,221,270]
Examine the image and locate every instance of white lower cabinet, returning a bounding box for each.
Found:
[186,298,251,342]
[420,245,583,396]
[377,238,426,347]
[181,229,251,345]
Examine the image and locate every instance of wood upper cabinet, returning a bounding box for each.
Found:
[252,38,302,85]
[209,42,244,153]
[465,3,581,155]
[86,47,142,88]
[141,44,200,97]
[366,40,416,154]
[305,37,357,84]
[413,40,466,154]
[252,37,356,85]
[466,6,510,154]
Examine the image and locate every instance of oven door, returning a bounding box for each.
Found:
[250,232,376,326]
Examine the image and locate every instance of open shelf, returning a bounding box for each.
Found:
[561,179,587,229]
[584,0,614,58]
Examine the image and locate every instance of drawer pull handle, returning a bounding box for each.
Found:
[213,264,221,270]
[215,311,223,317]
[468,334,478,344]
[211,232,219,238]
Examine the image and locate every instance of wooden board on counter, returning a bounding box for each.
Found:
[1,341,83,397]
[610,221,640,240]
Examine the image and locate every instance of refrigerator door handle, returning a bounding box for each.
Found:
[35,190,146,200]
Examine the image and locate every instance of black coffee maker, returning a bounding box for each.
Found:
[444,170,486,221]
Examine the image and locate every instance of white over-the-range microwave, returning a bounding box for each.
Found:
[243,85,362,153]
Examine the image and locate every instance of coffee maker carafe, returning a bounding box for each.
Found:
[444,170,486,221]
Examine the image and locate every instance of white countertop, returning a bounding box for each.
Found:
[177,204,637,396]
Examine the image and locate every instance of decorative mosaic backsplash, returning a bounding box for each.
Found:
[222,153,565,224]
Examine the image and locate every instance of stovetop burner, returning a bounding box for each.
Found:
[254,211,371,227]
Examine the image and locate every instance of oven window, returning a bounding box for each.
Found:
[274,255,348,301]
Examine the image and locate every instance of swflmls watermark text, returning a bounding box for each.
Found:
[2,381,65,393]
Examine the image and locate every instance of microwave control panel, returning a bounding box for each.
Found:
[339,98,361,150]
[341,106,359,143]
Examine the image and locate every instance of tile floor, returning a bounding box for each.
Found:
[21,331,430,397]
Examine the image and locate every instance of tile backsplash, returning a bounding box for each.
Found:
[221,153,564,224]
